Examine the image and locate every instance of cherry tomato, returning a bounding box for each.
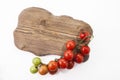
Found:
[39,65,48,75]
[66,40,76,50]
[32,57,41,67]
[74,53,84,63]
[80,46,90,55]
[67,61,74,69]
[58,58,68,69]
[30,65,38,74]
[64,50,74,61]
[48,61,58,72]
[79,31,90,39]
[83,55,89,62]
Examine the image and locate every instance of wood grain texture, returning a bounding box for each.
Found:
[14,7,93,56]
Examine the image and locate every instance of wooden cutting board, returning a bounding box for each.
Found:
[14,7,93,56]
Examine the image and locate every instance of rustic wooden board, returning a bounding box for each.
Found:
[14,7,93,56]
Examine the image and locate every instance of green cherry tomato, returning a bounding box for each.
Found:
[30,65,38,74]
[32,57,41,66]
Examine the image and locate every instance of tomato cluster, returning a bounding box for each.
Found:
[30,31,91,75]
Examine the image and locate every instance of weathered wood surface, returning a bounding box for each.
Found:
[14,7,93,56]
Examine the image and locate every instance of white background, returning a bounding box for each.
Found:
[0,0,120,80]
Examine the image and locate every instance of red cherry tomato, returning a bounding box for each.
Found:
[74,54,84,63]
[64,50,74,61]
[58,58,68,69]
[66,40,76,50]
[79,31,90,39]
[48,61,58,72]
[83,55,89,62]
[67,61,74,69]
[81,46,90,55]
